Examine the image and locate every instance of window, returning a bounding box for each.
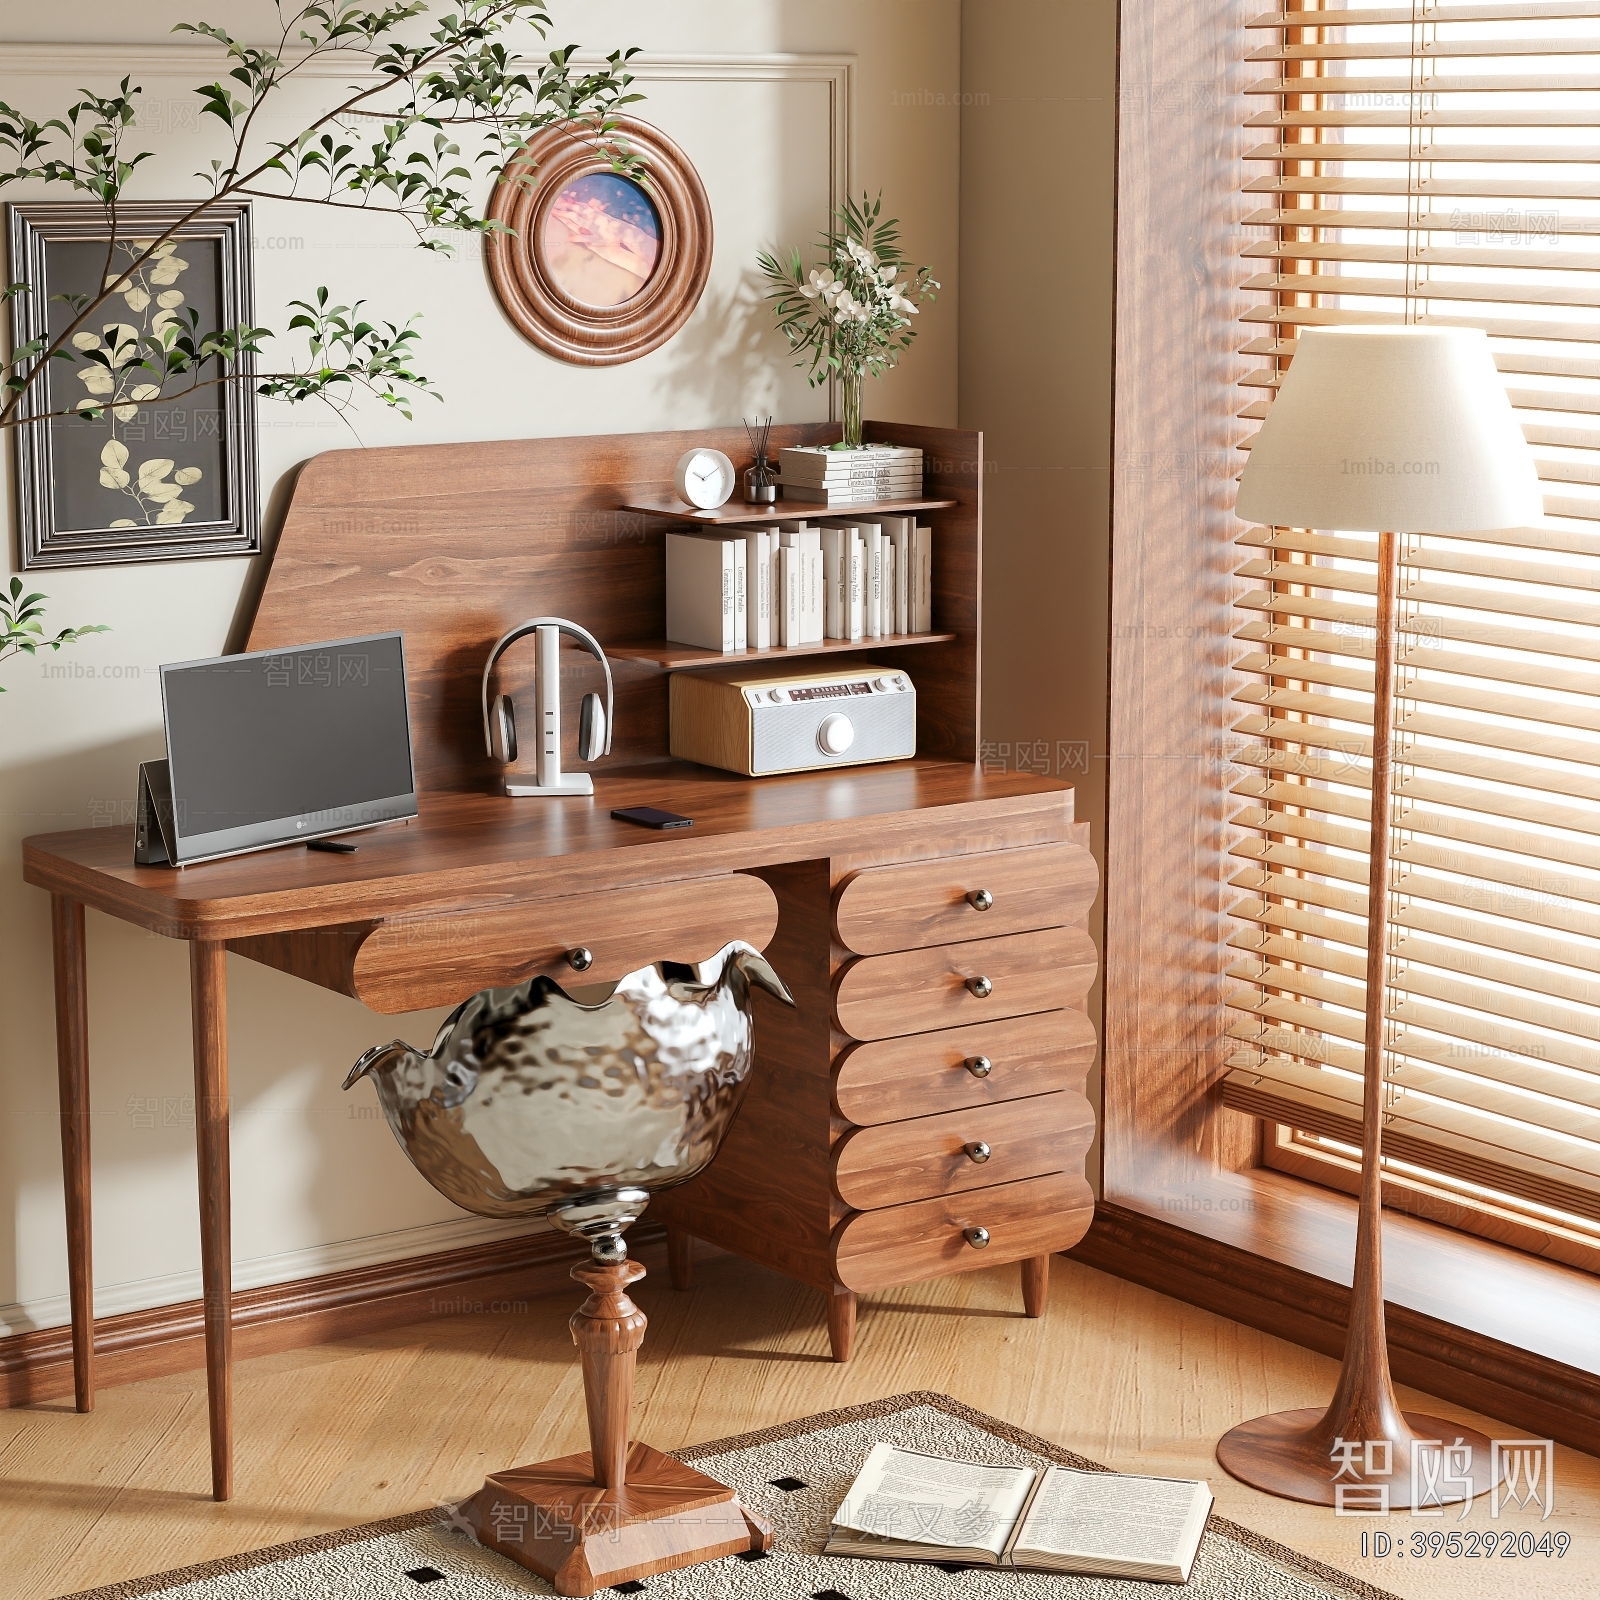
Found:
[1222,0,1600,1265]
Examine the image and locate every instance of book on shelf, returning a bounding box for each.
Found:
[778,444,923,507]
[665,531,738,652]
[778,443,922,481]
[824,1442,1213,1585]
[664,514,931,655]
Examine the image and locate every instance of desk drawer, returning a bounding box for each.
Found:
[833,927,1096,1043]
[832,1093,1090,1210]
[833,842,1096,956]
[229,873,781,1013]
[833,1010,1095,1126]
[832,1170,1095,1293]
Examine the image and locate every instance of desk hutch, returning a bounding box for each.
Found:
[23,420,1097,1500]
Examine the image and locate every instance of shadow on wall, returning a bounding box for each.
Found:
[649,274,792,425]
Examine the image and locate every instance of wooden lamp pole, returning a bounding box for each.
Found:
[1219,324,1542,1507]
[1216,530,1497,1506]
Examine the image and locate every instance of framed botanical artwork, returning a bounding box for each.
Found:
[486,117,712,366]
[6,200,260,569]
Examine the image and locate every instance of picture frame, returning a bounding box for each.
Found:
[486,117,713,367]
[6,200,260,569]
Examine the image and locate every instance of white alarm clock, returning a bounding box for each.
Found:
[673,447,736,510]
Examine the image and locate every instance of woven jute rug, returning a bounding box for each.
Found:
[59,1392,1401,1600]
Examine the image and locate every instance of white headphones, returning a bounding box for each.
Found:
[480,617,614,797]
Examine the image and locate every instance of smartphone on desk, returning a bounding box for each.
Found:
[611,805,693,830]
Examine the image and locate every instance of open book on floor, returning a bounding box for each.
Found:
[824,1441,1213,1585]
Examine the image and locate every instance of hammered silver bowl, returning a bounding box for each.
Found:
[344,940,793,1260]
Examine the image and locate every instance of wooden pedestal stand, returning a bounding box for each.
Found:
[464,1256,771,1596]
[1216,533,1500,1508]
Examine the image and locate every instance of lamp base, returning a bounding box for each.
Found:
[463,1442,771,1597]
[1217,1408,1502,1507]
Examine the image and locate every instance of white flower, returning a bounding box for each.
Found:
[880,264,897,282]
[890,294,919,316]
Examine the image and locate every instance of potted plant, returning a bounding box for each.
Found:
[0,579,107,690]
[759,193,938,448]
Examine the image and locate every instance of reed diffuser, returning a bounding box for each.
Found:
[743,414,777,503]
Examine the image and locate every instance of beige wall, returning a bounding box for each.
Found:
[959,0,1116,1186]
[0,1,961,1332]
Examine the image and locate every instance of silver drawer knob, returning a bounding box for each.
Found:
[967,888,994,911]
[965,1055,993,1079]
[963,1226,991,1249]
[966,975,993,998]
[567,946,594,972]
[965,1141,991,1164]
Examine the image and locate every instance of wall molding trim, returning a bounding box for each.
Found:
[1068,1202,1600,1459]
[0,1219,666,1410]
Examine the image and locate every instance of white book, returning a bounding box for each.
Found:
[780,545,801,647]
[848,531,865,641]
[805,547,822,643]
[821,527,846,640]
[881,515,912,634]
[665,532,736,652]
[735,538,747,650]
[862,522,883,638]
[824,1442,1212,1585]
[913,525,932,632]
[778,443,922,482]
[883,543,895,639]
[743,529,771,649]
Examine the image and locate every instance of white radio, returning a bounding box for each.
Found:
[670,664,917,777]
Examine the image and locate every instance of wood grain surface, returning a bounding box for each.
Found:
[7,1249,1597,1600]
[23,763,1074,941]
[831,1170,1094,1293]
[50,895,94,1416]
[831,1092,1089,1211]
[237,871,778,1014]
[189,939,233,1503]
[236,421,982,791]
[833,840,1098,955]
[833,926,1097,1042]
[833,1010,1095,1126]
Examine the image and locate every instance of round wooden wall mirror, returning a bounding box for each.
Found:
[486,117,713,366]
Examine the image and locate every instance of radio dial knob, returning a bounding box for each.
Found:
[818,712,855,755]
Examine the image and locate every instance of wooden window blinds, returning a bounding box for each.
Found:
[1224,1,1600,1232]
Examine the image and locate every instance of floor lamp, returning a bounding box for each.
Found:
[1219,326,1544,1506]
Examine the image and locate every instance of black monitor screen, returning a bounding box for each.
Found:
[161,633,416,860]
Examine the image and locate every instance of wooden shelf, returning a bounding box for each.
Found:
[620,494,958,525]
[608,631,957,671]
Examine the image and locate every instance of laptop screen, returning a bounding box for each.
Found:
[160,632,417,863]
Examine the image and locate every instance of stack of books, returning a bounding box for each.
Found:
[778,443,923,507]
[665,517,934,652]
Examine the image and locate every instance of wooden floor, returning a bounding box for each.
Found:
[3,1249,1595,1600]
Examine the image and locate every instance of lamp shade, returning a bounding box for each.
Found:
[1235,326,1542,534]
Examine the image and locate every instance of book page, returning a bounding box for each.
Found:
[1013,1466,1209,1568]
[834,1442,1038,1559]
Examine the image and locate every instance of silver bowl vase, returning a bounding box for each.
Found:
[344,940,793,1261]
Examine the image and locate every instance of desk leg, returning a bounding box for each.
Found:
[190,940,233,1502]
[51,894,94,1413]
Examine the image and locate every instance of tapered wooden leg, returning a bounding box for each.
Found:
[1021,1253,1050,1318]
[569,1257,648,1490]
[190,940,233,1502]
[666,1225,694,1290]
[827,1284,856,1362]
[51,895,94,1413]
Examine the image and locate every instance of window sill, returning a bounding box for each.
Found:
[1067,1168,1600,1457]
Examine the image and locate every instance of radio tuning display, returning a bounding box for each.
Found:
[788,681,872,702]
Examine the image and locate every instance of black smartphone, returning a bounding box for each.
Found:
[611,805,693,830]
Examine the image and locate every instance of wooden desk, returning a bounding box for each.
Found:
[21,423,1097,1500]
